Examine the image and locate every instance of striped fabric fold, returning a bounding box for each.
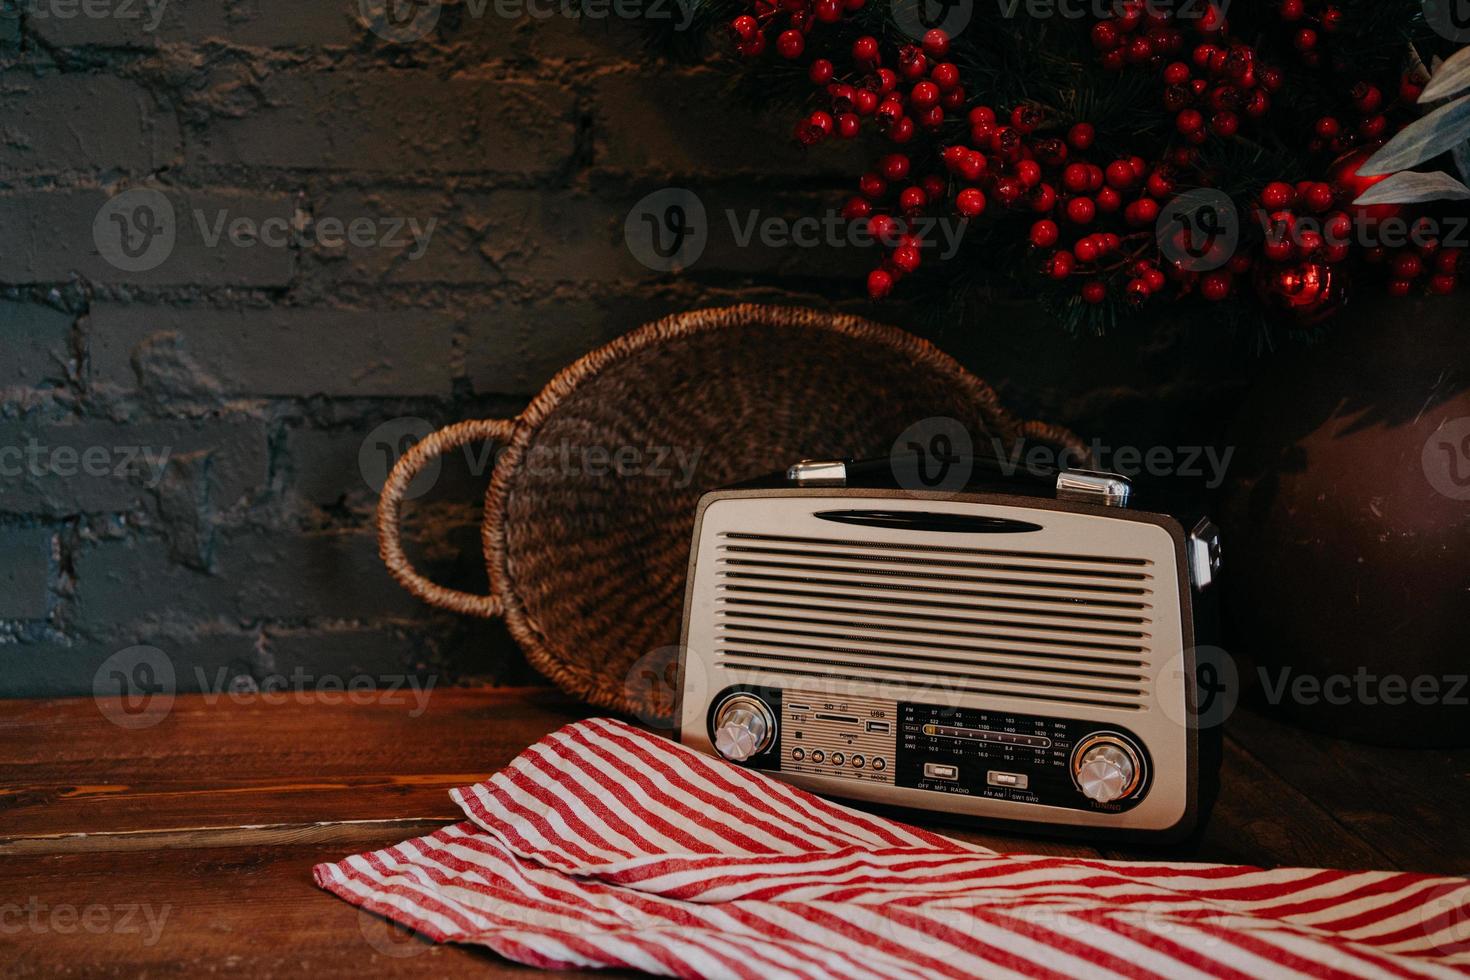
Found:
[315,718,1470,979]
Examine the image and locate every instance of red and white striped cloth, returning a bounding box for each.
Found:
[315,718,1470,979]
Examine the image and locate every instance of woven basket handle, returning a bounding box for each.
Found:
[375,418,515,619]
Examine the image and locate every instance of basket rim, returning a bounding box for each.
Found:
[479,302,1046,715]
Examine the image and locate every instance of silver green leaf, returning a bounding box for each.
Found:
[1420,47,1470,104]
[1353,170,1470,205]
[1358,95,1470,176]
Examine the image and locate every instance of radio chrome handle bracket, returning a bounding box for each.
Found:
[1188,518,1222,591]
[787,459,849,487]
[1055,469,1132,508]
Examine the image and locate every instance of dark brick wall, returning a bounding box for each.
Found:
[0,2,1245,698]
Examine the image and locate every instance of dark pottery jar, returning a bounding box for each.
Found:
[1220,293,1470,748]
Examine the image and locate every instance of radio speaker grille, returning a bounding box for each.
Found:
[712,532,1156,710]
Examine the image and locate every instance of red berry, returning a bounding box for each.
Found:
[1280,0,1304,20]
[910,81,940,109]
[1146,170,1174,199]
[1048,251,1075,280]
[1176,109,1204,135]
[958,151,986,181]
[730,15,757,40]
[1074,237,1100,263]
[1293,28,1317,51]
[892,243,921,272]
[889,116,915,143]
[968,105,996,127]
[1067,123,1095,150]
[956,187,987,217]
[776,29,804,59]
[1030,219,1059,248]
[1091,21,1120,50]
[841,196,872,220]
[1436,249,1463,274]
[1016,159,1042,188]
[1081,281,1107,304]
[1105,160,1136,189]
[1302,182,1334,213]
[809,59,834,85]
[814,0,842,20]
[1062,163,1092,193]
[1261,181,1295,209]
[1313,116,1341,140]
[898,185,927,215]
[1164,62,1191,85]
[1065,196,1096,225]
[1429,274,1457,295]
[1200,272,1232,301]
[1125,198,1160,227]
[1211,111,1239,137]
[867,268,894,299]
[879,153,910,181]
[1096,187,1121,213]
[837,113,861,139]
[931,62,960,90]
[898,44,928,80]
[1392,252,1424,280]
[922,28,949,59]
[852,36,880,63]
[858,172,886,199]
[1386,278,1413,297]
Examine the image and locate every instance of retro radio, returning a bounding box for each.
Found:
[677,454,1223,840]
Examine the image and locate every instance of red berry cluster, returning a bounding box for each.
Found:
[1092,2,1280,145]
[1274,0,1344,69]
[1365,231,1463,297]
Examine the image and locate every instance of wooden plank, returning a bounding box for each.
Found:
[0,836,622,979]
[0,687,591,843]
[1101,735,1396,870]
[1225,705,1470,875]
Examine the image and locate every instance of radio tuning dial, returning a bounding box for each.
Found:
[712,694,776,762]
[1074,739,1141,804]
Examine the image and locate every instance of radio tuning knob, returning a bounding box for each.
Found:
[1075,741,1139,804]
[712,694,776,762]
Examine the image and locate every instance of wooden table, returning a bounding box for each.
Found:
[3,686,1467,976]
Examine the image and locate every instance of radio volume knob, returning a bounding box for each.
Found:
[1075,742,1138,804]
[712,695,776,762]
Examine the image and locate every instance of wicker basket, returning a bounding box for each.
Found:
[377,304,1083,720]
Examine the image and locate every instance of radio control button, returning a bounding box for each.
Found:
[811,750,825,763]
[831,752,845,766]
[923,762,959,781]
[872,757,887,771]
[1075,742,1138,804]
[791,748,805,761]
[851,755,865,768]
[712,694,776,763]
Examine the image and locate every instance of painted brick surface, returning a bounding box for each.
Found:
[0,14,1249,699]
